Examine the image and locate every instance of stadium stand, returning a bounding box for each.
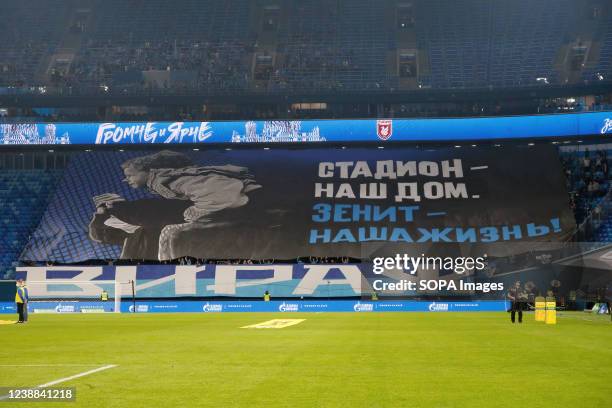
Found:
[415,0,574,88]
[595,199,612,241]
[1,0,610,94]
[272,0,395,91]
[0,0,70,87]
[581,2,612,82]
[66,0,254,92]
[0,167,65,278]
[560,144,612,241]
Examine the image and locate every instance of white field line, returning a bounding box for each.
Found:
[36,364,117,388]
[0,364,105,367]
[0,364,117,401]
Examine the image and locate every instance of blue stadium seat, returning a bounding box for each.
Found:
[0,169,63,278]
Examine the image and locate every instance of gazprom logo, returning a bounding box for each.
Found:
[279,302,299,312]
[353,302,374,312]
[202,302,223,313]
[601,118,612,134]
[428,302,449,312]
[54,303,75,313]
[128,304,149,313]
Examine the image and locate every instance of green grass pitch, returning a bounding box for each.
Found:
[1,312,611,407]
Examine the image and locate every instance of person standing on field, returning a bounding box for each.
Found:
[507,281,525,324]
[15,279,28,324]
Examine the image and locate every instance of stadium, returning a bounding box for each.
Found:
[0,0,611,407]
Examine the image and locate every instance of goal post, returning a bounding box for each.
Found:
[24,280,134,313]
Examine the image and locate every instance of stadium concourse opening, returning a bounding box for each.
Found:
[1,0,612,407]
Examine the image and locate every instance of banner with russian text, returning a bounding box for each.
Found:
[1,111,611,146]
[21,145,574,263]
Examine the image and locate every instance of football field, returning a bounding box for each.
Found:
[0,312,611,407]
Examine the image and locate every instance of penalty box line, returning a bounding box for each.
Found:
[0,364,117,401]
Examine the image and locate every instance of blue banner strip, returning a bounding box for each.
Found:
[1,112,611,146]
[0,300,507,314]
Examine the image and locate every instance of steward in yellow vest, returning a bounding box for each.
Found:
[15,280,28,324]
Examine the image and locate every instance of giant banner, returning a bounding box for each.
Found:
[14,259,580,300]
[21,145,575,263]
[17,240,607,301]
[1,111,612,145]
